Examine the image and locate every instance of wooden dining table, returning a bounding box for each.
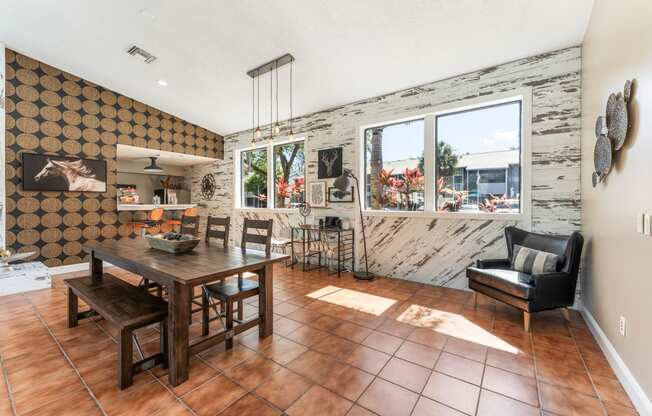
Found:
[84,238,289,386]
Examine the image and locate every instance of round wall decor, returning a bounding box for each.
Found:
[200,173,217,200]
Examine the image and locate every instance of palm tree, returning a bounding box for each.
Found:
[369,127,384,209]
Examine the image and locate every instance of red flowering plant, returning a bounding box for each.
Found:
[479,194,512,212]
[275,178,290,208]
[291,177,304,198]
[437,177,467,212]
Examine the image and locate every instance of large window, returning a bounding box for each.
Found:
[238,139,305,209]
[362,98,524,215]
[436,101,521,213]
[364,119,425,211]
[241,148,268,208]
[274,141,305,208]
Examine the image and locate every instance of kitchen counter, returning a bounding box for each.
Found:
[117,204,196,211]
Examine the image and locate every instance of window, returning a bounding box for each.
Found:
[364,119,425,211]
[241,147,268,208]
[274,141,305,208]
[436,101,521,213]
[238,139,305,209]
[361,97,524,216]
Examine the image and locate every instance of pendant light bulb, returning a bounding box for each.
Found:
[255,127,261,139]
[289,130,294,140]
[274,123,280,134]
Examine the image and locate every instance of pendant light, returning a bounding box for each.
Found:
[289,59,294,140]
[144,157,163,174]
[268,66,273,143]
[255,69,261,140]
[274,62,280,135]
[251,71,256,146]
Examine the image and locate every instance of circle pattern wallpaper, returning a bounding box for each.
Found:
[4,49,224,267]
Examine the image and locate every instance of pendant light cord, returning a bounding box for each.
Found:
[290,59,293,134]
[275,62,279,127]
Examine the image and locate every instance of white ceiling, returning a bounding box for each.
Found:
[116,144,216,167]
[1,0,594,136]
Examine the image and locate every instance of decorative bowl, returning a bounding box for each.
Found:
[146,234,200,254]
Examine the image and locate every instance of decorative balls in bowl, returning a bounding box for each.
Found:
[146,232,200,254]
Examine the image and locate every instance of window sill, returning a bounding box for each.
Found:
[361,209,524,221]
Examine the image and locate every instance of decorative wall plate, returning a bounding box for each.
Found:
[608,95,628,150]
[624,80,632,102]
[606,93,617,126]
[594,134,612,177]
[594,116,604,138]
[591,172,599,188]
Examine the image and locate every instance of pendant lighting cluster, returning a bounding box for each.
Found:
[248,54,295,146]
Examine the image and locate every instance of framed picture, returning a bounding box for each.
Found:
[317,147,343,179]
[308,181,327,207]
[22,153,107,192]
[328,186,354,203]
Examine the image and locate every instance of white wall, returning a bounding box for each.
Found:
[190,47,582,289]
[581,0,652,406]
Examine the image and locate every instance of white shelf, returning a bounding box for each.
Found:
[117,204,196,211]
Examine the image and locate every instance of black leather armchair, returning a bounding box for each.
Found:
[467,226,584,331]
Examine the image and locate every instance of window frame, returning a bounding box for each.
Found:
[234,137,305,212]
[357,89,532,225]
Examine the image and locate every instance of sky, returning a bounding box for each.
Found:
[375,101,521,162]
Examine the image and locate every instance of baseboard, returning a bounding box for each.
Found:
[49,261,114,276]
[581,306,652,416]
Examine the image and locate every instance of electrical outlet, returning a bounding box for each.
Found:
[618,316,627,337]
[645,214,652,236]
[637,212,645,233]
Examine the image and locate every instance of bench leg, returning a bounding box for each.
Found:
[472,291,477,308]
[201,290,209,336]
[225,300,234,350]
[160,321,168,370]
[118,328,134,390]
[67,288,78,328]
[523,311,531,333]
[237,300,244,321]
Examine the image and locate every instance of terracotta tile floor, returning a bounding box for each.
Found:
[0,264,638,416]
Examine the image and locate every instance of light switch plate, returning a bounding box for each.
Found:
[645,214,652,236]
[637,212,645,233]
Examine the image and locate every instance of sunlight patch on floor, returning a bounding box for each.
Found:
[307,286,397,316]
[397,304,518,353]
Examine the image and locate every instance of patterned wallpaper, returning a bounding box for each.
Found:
[189,47,581,289]
[4,49,224,266]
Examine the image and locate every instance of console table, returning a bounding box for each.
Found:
[290,226,355,277]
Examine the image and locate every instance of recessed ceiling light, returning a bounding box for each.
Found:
[157,79,168,86]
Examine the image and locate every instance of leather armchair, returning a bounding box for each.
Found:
[467,226,584,331]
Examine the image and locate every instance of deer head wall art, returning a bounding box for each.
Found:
[317,147,343,179]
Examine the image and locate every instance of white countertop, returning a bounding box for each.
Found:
[117,204,196,211]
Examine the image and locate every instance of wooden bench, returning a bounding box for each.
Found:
[66,273,168,389]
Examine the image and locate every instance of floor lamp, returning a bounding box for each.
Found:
[333,169,374,280]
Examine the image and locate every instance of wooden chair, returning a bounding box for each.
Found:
[167,207,199,235]
[66,274,168,389]
[194,216,230,334]
[203,218,273,348]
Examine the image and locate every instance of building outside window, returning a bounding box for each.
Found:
[362,98,523,215]
[436,101,521,213]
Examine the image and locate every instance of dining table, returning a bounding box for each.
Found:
[83,238,289,386]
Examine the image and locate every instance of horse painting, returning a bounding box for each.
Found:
[33,158,106,192]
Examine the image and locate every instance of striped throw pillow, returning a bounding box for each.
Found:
[511,245,560,275]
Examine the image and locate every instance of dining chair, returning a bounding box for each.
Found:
[167,207,199,235]
[203,218,273,348]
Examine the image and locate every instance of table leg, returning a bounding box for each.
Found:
[89,250,103,282]
[167,281,191,386]
[259,264,274,337]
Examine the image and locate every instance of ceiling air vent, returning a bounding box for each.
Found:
[126,45,157,64]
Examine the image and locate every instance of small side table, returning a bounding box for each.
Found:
[290,226,355,277]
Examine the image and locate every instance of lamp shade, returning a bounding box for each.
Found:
[333,169,352,191]
[144,157,164,174]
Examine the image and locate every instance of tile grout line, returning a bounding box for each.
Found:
[566,317,610,416]
[0,353,18,416]
[27,299,109,416]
